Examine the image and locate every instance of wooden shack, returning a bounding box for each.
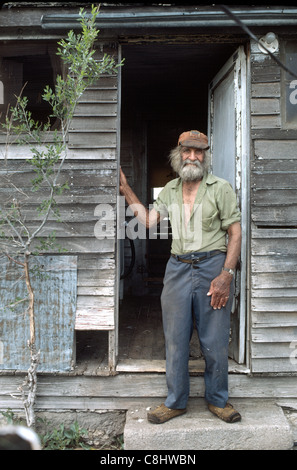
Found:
[0,3,296,414]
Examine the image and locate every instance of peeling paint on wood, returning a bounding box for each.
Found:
[75,307,114,330]
[0,255,77,372]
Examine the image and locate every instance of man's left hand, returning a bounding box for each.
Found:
[207,271,233,310]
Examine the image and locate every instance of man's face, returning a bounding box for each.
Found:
[179,147,205,182]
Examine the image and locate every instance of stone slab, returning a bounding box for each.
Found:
[124,398,293,450]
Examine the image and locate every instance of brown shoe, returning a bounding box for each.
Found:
[147,403,187,424]
[208,402,241,423]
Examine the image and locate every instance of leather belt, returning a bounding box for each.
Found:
[171,250,222,266]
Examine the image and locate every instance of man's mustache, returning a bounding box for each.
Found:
[182,159,203,168]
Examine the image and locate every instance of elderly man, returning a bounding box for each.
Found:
[120,130,242,424]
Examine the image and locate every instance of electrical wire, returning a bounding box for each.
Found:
[220,4,297,80]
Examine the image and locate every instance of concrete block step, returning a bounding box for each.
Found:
[124,398,293,450]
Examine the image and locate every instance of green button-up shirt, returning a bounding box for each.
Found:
[153,173,241,255]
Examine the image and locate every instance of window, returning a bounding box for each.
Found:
[282,40,297,128]
[0,43,61,128]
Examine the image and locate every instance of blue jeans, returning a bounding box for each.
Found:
[161,251,234,409]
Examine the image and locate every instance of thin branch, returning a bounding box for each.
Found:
[0,296,28,310]
[24,253,35,347]
[26,187,55,246]
[4,252,25,267]
[3,214,26,249]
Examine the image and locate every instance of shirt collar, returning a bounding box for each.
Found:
[172,172,215,190]
[205,173,218,185]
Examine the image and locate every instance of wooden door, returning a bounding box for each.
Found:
[208,46,248,364]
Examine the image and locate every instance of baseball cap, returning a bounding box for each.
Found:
[178,130,209,150]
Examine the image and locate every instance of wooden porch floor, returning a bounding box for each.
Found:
[74,295,211,376]
[119,295,166,361]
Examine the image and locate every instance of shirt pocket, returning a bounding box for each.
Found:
[202,210,219,232]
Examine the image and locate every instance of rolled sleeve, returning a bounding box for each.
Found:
[217,182,241,231]
[153,187,170,218]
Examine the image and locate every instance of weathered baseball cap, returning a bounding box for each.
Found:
[178,130,209,150]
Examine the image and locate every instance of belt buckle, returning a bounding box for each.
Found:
[192,257,201,267]
[192,253,207,267]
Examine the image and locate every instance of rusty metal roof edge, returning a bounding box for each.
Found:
[40,7,297,30]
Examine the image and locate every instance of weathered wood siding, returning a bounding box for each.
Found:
[0,44,119,341]
[250,40,297,373]
[72,44,119,330]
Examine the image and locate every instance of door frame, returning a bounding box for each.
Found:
[114,41,251,371]
[208,45,250,365]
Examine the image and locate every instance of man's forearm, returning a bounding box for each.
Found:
[120,169,160,228]
[120,182,150,227]
[224,222,242,271]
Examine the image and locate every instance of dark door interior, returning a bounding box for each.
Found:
[120,41,240,296]
[118,40,244,368]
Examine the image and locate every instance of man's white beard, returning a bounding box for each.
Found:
[179,160,205,182]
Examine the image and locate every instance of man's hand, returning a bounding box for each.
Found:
[207,270,233,310]
[207,222,241,310]
[119,167,128,195]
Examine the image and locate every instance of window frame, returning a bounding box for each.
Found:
[0,41,62,129]
[281,39,297,129]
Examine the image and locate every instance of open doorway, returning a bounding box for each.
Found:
[119,40,247,372]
